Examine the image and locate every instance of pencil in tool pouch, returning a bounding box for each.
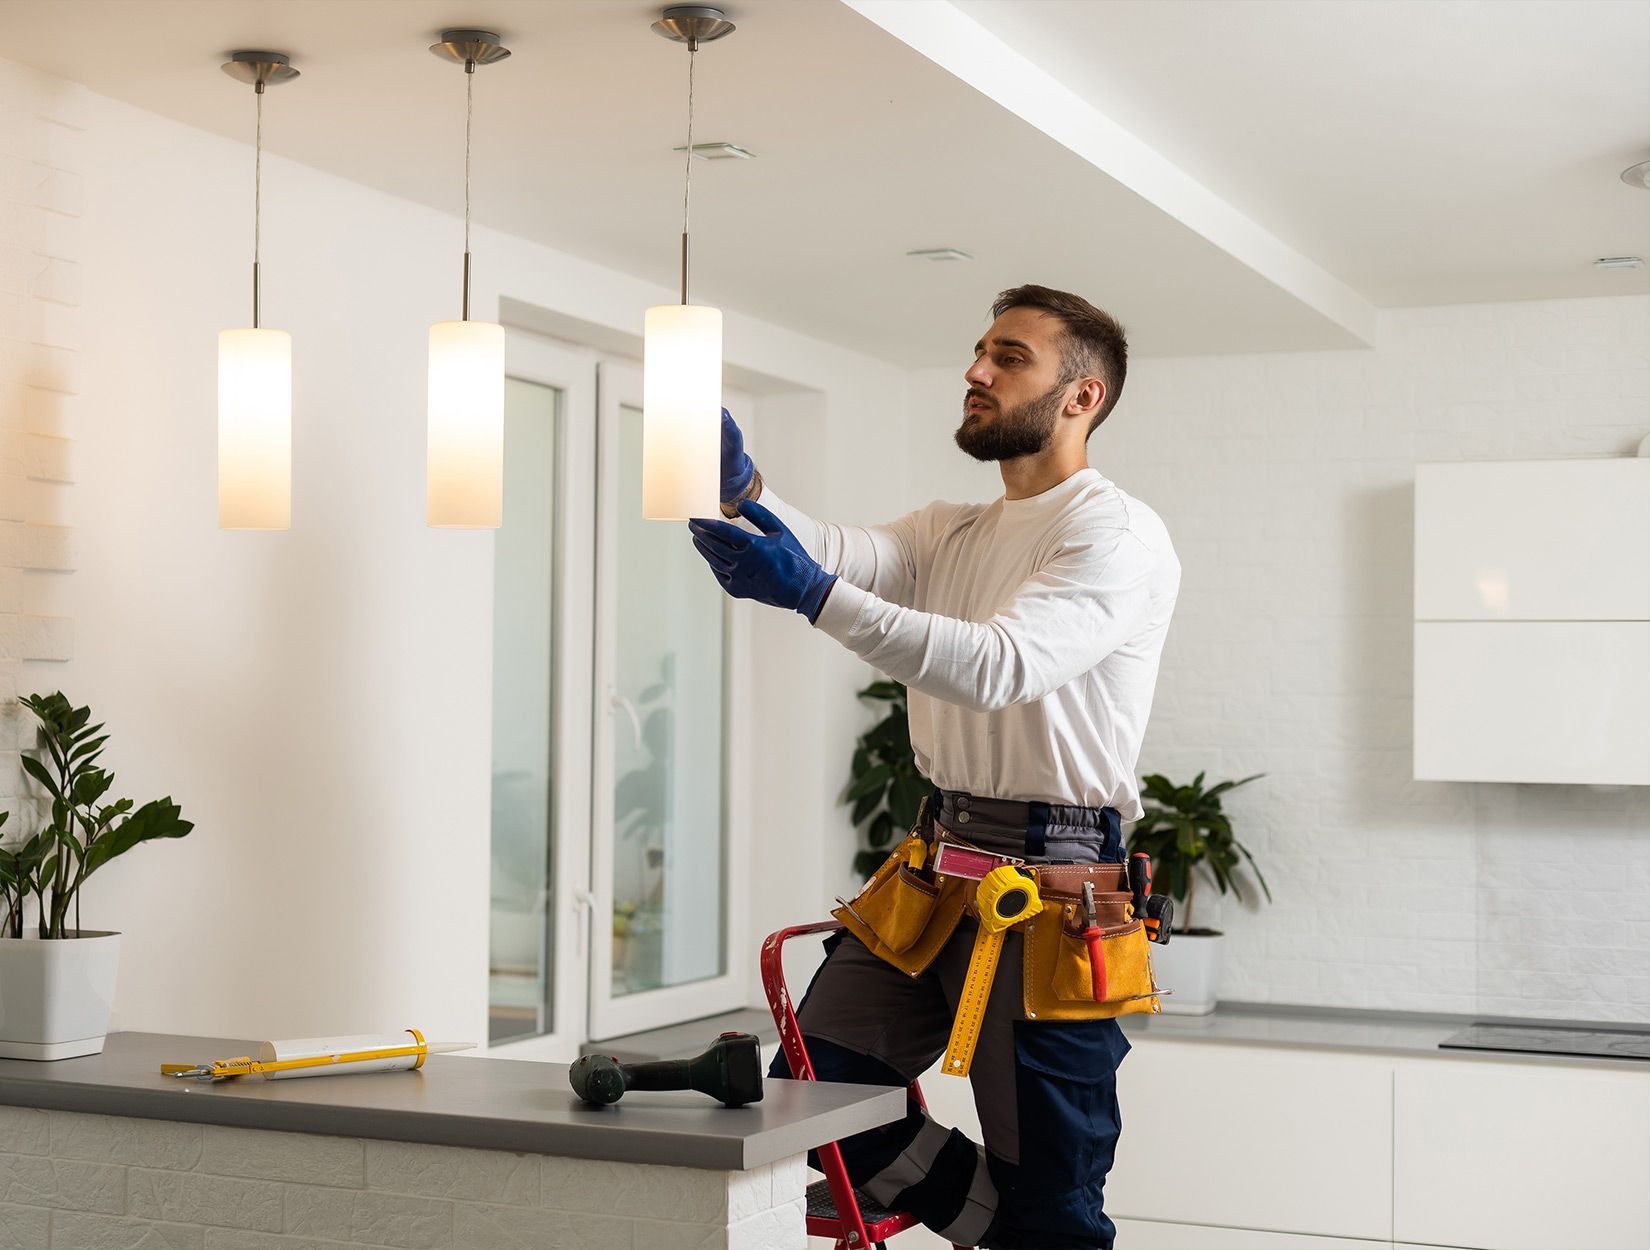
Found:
[161,1030,474,1082]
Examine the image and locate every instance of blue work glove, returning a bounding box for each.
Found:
[720,408,755,504]
[688,500,838,623]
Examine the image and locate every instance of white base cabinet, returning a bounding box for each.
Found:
[1106,1038,1647,1250]
[1393,1056,1650,1250]
[1107,1040,1391,1239]
[1114,1220,1387,1248]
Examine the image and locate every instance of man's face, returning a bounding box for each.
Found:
[956,307,1071,462]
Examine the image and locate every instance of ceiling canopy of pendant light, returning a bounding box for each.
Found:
[641,6,735,523]
[426,28,510,530]
[217,51,297,532]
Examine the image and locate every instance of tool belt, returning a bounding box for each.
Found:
[831,800,1163,1041]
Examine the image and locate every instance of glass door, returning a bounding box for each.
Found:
[485,333,595,1062]
[589,361,751,1039]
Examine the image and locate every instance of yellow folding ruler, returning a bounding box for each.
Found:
[942,866,1043,1077]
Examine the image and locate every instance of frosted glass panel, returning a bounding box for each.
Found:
[490,377,559,1043]
[610,402,727,997]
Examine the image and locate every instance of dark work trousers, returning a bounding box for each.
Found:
[770,791,1131,1249]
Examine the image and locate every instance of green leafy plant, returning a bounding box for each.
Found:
[843,679,928,878]
[0,692,192,940]
[1126,771,1270,935]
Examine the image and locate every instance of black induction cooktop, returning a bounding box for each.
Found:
[1439,1023,1650,1062]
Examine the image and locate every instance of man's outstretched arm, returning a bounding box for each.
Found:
[719,408,926,607]
[689,500,1170,712]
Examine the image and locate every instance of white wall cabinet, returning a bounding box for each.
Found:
[1413,621,1650,784]
[1413,458,1650,786]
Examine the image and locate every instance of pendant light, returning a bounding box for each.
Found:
[644,6,736,521]
[218,52,299,531]
[427,30,511,529]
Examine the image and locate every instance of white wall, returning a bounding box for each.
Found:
[898,295,1650,1023]
[1,58,906,1045]
[6,50,1645,1045]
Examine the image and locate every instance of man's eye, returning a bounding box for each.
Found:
[1002,356,1022,366]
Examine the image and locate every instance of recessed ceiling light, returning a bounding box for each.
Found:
[1594,256,1646,271]
[1621,161,1650,189]
[671,141,754,160]
[906,248,973,262]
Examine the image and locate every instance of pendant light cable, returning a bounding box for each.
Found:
[680,41,696,304]
[253,82,263,328]
[463,63,474,320]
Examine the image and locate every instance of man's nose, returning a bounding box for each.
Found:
[964,358,992,386]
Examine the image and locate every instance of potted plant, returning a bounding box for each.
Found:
[843,680,929,879]
[0,693,192,1059]
[1126,771,1269,1015]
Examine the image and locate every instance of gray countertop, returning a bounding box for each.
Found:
[0,1032,907,1171]
[1119,998,1647,1068]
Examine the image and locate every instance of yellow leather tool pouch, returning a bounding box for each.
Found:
[1023,903,1161,1020]
[833,836,969,977]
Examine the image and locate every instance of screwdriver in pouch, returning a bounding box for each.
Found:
[1080,881,1107,1003]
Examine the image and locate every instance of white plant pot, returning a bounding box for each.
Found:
[0,931,122,1060]
[1148,930,1225,1015]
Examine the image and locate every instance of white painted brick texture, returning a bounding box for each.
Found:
[0,58,79,814]
[1095,297,1650,1022]
[0,1110,811,1249]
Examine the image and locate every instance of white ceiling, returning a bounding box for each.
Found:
[950,0,1650,307]
[1,0,1644,367]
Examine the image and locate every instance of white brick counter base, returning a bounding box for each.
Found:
[0,1107,808,1250]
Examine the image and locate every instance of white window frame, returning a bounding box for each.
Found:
[483,331,596,1064]
[587,359,753,1041]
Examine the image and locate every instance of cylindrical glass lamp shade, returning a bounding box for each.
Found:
[427,319,505,529]
[218,328,292,530]
[642,304,722,521]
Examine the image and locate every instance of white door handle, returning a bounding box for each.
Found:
[610,691,644,752]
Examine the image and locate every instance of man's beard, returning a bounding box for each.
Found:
[954,383,1066,462]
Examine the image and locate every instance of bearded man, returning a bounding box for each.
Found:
[688,284,1181,1250]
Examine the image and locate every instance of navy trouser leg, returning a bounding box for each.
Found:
[978,1018,1129,1250]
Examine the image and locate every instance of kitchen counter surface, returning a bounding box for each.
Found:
[0,1031,907,1170]
[1120,998,1647,1068]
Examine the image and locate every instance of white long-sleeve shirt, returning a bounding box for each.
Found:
[763,468,1180,821]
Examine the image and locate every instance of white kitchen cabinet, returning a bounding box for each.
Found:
[1114,1219,1386,1248]
[1414,459,1650,622]
[1106,1039,1393,1241]
[1413,458,1650,785]
[1413,620,1650,784]
[1392,1056,1650,1250]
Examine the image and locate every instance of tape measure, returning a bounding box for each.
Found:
[941,866,1043,1077]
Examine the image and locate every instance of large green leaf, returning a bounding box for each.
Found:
[888,773,928,829]
[19,754,60,800]
[868,810,895,849]
[71,768,114,808]
[81,799,193,879]
[850,790,882,827]
[846,763,892,802]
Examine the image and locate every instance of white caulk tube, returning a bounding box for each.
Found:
[257,1029,434,1080]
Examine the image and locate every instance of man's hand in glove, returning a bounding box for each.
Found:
[688,500,838,623]
[720,408,755,504]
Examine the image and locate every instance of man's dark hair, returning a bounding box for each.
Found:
[991,285,1128,434]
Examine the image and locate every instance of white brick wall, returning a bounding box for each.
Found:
[0,60,79,822]
[904,294,1650,1024]
[1102,297,1650,1022]
[0,1108,808,1249]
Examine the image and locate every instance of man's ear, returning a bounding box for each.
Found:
[1068,378,1105,420]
